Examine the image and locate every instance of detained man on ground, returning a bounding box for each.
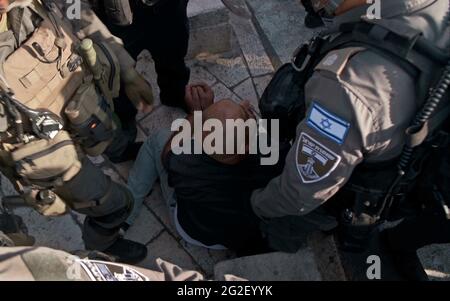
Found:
[124,83,287,255]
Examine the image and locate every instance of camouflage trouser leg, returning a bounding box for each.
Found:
[55,157,133,251]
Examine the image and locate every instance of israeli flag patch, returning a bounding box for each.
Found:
[307,103,350,144]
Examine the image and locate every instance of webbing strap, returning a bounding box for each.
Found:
[406,104,450,148]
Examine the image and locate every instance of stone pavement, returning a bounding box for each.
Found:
[1,0,449,281]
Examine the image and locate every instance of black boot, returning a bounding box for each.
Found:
[382,230,429,281]
[304,12,325,29]
[390,251,429,281]
[104,238,148,264]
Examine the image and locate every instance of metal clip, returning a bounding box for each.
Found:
[291,44,310,72]
[67,54,84,73]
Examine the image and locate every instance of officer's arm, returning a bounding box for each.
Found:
[67,0,136,75]
[251,72,375,219]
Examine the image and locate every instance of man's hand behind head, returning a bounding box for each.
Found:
[185,82,215,112]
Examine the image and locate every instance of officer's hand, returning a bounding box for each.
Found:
[122,68,154,113]
[185,82,215,112]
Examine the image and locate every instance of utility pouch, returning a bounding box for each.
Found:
[65,82,116,156]
[104,0,134,26]
[80,40,121,103]
[10,131,81,188]
[338,211,379,253]
[259,63,306,142]
[95,41,121,102]
[0,103,8,133]
[259,37,325,142]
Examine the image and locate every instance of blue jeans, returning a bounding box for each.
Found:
[126,129,175,225]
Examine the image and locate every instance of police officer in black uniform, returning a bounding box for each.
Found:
[94,0,190,110]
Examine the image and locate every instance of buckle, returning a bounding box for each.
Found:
[291,36,324,72]
[290,44,310,72]
[67,55,83,73]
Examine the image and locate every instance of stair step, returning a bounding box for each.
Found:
[187,0,233,58]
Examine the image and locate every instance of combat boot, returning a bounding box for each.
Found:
[390,251,429,281]
[382,230,429,281]
[103,238,148,264]
[304,12,325,29]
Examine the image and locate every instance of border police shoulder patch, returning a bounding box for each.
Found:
[296,133,341,184]
[307,102,350,144]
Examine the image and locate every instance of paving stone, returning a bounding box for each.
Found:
[124,207,164,245]
[14,208,84,252]
[419,244,450,281]
[187,0,232,58]
[246,0,320,66]
[138,106,186,138]
[214,248,322,281]
[189,24,233,59]
[1,175,84,252]
[308,232,347,281]
[230,14,274,77]
[211,82,240,102]
[189,64,217,86]
[188,0,227,20]
[252,74,273,98]
[200,55,250,88]
[233,77,258,108]
[141,231,199,272]
[181,241,236,278]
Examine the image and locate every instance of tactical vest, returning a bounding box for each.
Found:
[259,18,450,252]
[0,1,122,210]
[4,4,84,116]
[1,1,121,154]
